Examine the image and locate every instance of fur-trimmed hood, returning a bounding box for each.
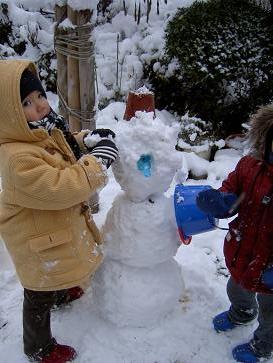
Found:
[248,104,273,160]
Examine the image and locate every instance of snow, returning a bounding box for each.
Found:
[68,0,99,12]
[58,18,76,30]
[0,0,269,362]
[101,193,179,267]
[90,109,185,329]
[94,0,196,105]
[112,111,181,202]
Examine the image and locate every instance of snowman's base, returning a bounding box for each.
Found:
[93,258,184,328]
[79,298,196,363]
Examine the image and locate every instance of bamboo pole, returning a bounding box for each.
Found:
[77,9,99,213]
[55,4,68,119]
[67,6,81,132]
[77,9,95,130]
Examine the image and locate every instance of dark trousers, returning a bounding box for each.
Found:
[23,288,68,358]
[227,276,273,357]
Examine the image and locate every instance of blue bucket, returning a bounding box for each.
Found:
[174,184,219,244]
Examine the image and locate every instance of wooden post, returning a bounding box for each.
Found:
[77,9,99,213]
[67,6,81,132]
[77,9,96,131]
[55,4,68,119]
[123,89,155,121]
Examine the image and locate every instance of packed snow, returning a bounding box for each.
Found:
[92,110,184,328]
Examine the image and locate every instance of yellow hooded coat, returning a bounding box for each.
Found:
[0,60,106,291]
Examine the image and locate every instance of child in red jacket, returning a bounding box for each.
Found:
[197,104,273,363]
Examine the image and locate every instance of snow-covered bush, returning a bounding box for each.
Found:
[0,4,26,56]
[0,2,56,92]
[176,113,225,160]
[145,0,273,138]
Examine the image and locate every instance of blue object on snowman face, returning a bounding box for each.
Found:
[137,154,152,177]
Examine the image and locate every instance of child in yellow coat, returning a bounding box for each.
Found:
[0,60,118,362]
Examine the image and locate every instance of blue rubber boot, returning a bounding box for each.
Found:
[232,343,260,363]
[213,311,237,332]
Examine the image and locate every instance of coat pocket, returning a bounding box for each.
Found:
[28,229,78,275]
[29,229,72,252]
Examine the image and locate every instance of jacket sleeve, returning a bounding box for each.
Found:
[219,156,245,195]
[9,153,107,210]
[73,130,89,154]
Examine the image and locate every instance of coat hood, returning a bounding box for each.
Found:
[248,104,273,160]
[0,60,48,144]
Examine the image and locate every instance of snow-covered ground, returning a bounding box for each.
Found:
[0,103,264,363]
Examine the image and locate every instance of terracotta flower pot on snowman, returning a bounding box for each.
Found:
[93,89,185,328]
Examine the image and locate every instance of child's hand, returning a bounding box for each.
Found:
[83,128,116,151]
[90,128,116,139]
[196,189,237,219]
[89,139,118,169]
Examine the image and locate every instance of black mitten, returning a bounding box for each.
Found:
[196,189,238,219]
[90,139,118,168]
[91,128,116,139]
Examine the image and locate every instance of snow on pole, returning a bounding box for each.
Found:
[67,0,100,14]
[123,86,155,121]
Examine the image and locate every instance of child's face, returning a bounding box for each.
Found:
[22,90,50,122]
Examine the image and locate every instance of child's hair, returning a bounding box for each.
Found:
[247,104,273,160]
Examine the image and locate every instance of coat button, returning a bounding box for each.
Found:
[84,160,89,166]
[62,154,70,161]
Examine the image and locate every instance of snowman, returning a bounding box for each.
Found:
[92,93,185,328]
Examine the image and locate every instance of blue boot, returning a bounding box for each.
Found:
[213,311,237,332]
[232,343,260,363]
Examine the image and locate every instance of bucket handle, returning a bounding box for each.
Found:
[208,214,229,231]
[212,224,229,231]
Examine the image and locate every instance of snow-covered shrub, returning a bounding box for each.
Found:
[38,51,57,93]
[0,4,26,57]
[176,113,225,160]
[145,0,273,138]
[0,2,56,92]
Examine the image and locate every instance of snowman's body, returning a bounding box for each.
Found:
[93,110,184,327]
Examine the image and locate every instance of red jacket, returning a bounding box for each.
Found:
[220,155,273,293]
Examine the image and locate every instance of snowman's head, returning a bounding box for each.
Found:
[112,111,181,202]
